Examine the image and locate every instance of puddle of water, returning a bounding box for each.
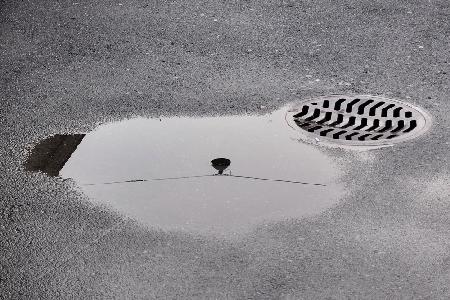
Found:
[27,107,344,236]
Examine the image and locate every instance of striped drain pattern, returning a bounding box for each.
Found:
[286,95,431,147]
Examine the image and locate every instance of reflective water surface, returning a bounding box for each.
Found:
[29,107,344,236]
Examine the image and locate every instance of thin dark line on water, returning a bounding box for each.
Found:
[82,174,326,187]
[83,175,214,186]
[227,175,327,186]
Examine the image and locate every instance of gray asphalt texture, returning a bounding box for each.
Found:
[1,0,450,299]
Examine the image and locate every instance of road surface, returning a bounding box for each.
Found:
[2,0,450,298]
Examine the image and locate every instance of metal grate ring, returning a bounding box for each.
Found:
[286,95,432,148]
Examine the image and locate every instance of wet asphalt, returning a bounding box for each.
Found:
[1,0,450,299]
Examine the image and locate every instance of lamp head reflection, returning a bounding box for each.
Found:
[211,158,231,175]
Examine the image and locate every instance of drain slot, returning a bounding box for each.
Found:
[381,103,395,117]
[366,119,380,131]
[404,120,417,133]
[353,118,368,130]
[340,116,356,129]
[334,98,346,110]
[369,101,385,116]
[346,98,360,113]
[357,99,374,114]
[393,107,402,117]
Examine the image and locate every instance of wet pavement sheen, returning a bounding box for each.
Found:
[32,107,343,236]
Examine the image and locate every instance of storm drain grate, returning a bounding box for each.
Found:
[286,95,432,147]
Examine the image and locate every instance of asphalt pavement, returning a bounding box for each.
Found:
[1,0,450,298]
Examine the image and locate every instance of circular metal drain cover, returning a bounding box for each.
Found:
[286,95,432,148]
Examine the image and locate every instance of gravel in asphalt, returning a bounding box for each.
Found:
[1,0,450,298]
